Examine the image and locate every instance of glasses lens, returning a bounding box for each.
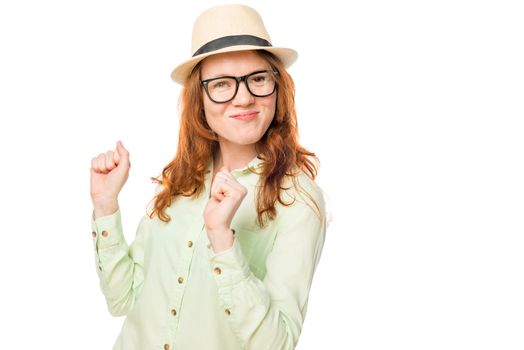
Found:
[247,71,276,97]
[207,78,237,103]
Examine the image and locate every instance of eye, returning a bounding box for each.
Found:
[249,73,271,85]
[209,79,233,90]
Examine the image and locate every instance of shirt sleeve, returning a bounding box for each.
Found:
[208,183,327,350]
[91,209,148,317]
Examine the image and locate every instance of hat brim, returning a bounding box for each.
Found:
[170,46,298,84]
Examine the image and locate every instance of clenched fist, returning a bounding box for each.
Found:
[204,167,248,253]
[90,141,130,218]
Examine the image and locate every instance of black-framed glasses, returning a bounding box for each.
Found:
[200,70,278,103]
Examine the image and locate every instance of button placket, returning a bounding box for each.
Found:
[177,225,202,287]
[168,222,204,333]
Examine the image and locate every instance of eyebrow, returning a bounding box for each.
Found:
[203,68,270,80]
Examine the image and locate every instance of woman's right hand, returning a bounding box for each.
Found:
[90,141,130,218]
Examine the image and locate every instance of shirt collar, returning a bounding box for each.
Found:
[232,155,263,175]
[207,155,264,176]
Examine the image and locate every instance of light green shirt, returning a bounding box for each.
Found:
[91,157,326,350]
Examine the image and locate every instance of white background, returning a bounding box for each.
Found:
[0,0,523,349]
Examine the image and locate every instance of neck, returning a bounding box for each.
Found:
[214,139,257,172]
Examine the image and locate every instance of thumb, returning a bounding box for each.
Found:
[114,141,130,167]
[220,165,230,174]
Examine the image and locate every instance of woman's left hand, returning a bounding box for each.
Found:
[204,167,248,252]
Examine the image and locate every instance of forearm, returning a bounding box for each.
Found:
[92,210,144,316]
[209,240,307,350]
[217,274,298,349]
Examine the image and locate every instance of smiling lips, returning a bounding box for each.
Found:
[230,111,258,121]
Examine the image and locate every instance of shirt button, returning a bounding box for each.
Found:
[178,277,184,284]
[225,308,231,316]
[92,231,96,238]
[164,344,170,350]
[213,267,222,275]
[187,241,193,248]
[101,230,109,237]
[171,308,177,316]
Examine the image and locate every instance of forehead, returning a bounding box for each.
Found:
[200,50,270,78]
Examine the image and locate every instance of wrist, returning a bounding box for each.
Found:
[206,228,235,253]
[206,227,234,236]
[93,199,119,219]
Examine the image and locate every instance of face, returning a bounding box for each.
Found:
[200,50,277,147]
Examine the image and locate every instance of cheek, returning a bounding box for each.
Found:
[264,98,277,122]
[203,100,224,127]
[202,98,213,119]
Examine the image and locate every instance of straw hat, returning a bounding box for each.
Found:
[170,4,298,84]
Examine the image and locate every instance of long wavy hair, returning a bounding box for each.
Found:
[150,50,319,227]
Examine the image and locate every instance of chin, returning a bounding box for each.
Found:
[229,135,264,146]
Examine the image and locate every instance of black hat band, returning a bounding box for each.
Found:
[193,34,272,57]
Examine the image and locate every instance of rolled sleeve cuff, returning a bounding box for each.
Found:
[209,238,251,288]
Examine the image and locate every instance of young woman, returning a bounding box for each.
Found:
[90,5,326,350]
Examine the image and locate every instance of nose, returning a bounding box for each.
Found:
[232,80,255,106]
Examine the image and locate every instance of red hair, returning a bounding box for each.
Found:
[150,50,319,226]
